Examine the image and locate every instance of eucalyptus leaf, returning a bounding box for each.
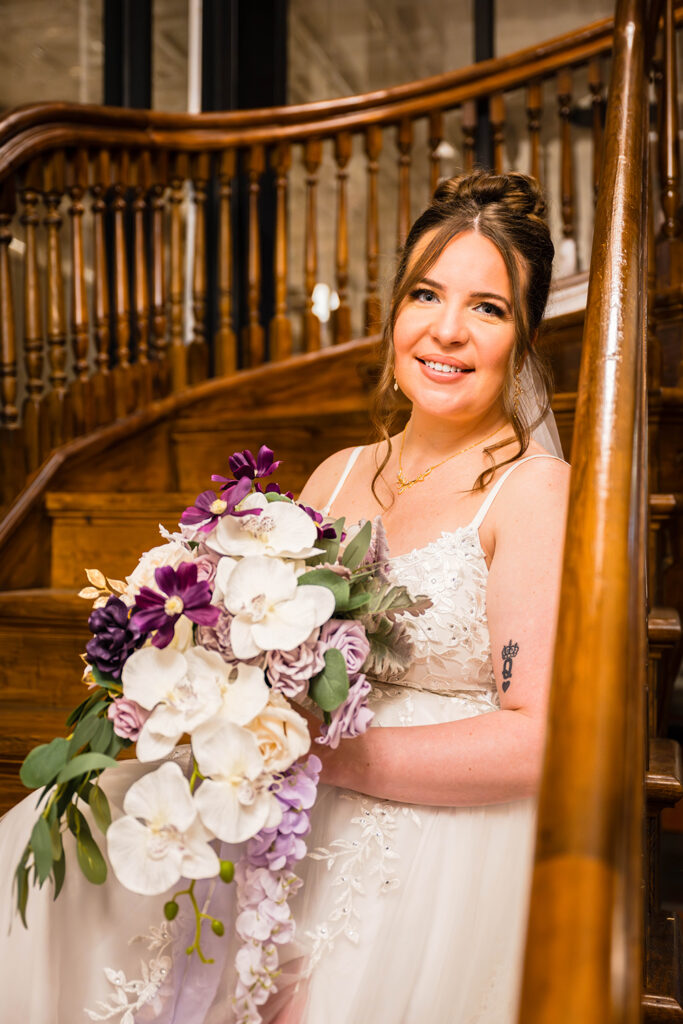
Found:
[89,786,112,834]
[341,519,372,571]
[336,591,371,613]
[30,817,53,886]
[90,666,122,692]
[14,857,29,928]
[49,815,63,861]
[297,569,350,609]
[65,696,93,728]
[20,737,70,790]
[68,713,102,756]
[52,849,66,900]
[89,716,115,754]
[56,752,118,785]
[264,492,292,503]
[309,648,350,712]
[76,833,107,885]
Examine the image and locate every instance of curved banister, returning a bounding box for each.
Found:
[518,0,649,1020]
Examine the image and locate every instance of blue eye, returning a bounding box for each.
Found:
[409,287,438,303]
[475,301,505,317]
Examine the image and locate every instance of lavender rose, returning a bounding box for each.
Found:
[319,619,370,679]
[107,696,151,740]
[317,676,374,750]
[264,633,326,697]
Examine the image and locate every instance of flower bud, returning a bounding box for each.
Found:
[219,859,235,883]
[164,900,179,921]
[211,919,225,936]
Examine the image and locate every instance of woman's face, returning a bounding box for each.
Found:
[393,230,518,428]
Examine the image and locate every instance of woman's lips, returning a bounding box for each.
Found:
[416,356,474,383]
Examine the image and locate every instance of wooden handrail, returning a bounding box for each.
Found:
[518,0,649,1020]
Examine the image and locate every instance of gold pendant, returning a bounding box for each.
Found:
[397,466,432,494]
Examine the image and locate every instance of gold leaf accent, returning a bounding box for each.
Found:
[107,578,127,594]
[78,586,101,600]
[85,568,107,588]
[93,595,109,609]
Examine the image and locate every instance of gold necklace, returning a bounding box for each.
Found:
[396,424,504,494]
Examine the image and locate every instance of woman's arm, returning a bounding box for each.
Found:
[304,458,570,806]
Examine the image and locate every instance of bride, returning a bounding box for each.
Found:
[0,170,569,1024]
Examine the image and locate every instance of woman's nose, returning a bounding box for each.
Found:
[429,302,468,345]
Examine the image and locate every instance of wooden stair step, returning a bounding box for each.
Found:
[648,738,683,808]
[649,607,682,646]
[650,493,682,519]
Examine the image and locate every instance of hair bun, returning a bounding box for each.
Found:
[433,170,547,222]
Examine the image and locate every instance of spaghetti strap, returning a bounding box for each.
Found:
[321,446,364,515]
[469,453,566,533]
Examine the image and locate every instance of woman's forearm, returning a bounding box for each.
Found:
[313,707,545,806]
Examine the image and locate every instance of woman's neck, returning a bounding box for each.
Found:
[401,408,511,464]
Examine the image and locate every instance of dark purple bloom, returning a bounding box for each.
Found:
[297,503,341,540]
[212,445,281,493]
[254,481,294,499]
[180,477,254,533]
[130,562,220,648]
[86,596,146,680]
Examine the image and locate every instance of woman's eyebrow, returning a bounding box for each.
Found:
[470,291,512,313]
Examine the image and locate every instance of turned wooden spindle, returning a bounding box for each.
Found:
[132,150,152,405]
[150,151,169,396]
[588,59,604,204]
[396,118,413,251]
[190,152,210,381]
[216,148,237,375]
[557,68,576,261]
[268,143,292,363]
[169,154,187,391]
[43,153,69,446]
[429,110,444,195]
[333,131,352,345]
[243,144,266,366]
[67,148,93,434]
[90,150,113,424]
[364,125,383,334]
[461,101,477,172]
[302,138,322,352]
[111,151,133,417]
[490,93,506,174]
[526,81,542,184]
[20,160,45,468]
[0,197,17,431]
[658,0,681,241]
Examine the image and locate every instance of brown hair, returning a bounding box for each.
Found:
[371,170,555,503]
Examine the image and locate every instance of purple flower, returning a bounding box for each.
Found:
[180,477,253,533]
[212,446,281,494]
[362,515,391,580]
[317,676,374,750]
[130,562,220,648]
[264,635,326,698]
[107,696,150,740]
[297,503,340,540]
[254,481,293,499]
[319,619,370,678]
[86,596,145,680]
[245,756,322,871]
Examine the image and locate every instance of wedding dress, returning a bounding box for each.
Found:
[0,451,559,1024]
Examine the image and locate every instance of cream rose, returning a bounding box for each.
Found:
[245,691,311,773]
[124,540,191,602]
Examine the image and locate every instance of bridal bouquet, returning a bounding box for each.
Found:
[14,445,428,1021]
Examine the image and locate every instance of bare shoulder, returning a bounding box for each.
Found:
[297,445,365,507]
[493,454,570,538]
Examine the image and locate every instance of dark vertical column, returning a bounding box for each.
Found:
[202,0,288,368]
[474,0,494,170]
[104,0,152,108]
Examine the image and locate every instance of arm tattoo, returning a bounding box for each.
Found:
[501,640,519,693]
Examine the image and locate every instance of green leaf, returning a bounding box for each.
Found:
[65,691,107,728]
[89,716,115,754]
[56,780,79,818]
[30,817,54,886]
[341,519,372,571]
[65,696,93,729]
[89,786,112,834]
[20,738,70,789]
[364,617,414,682]
[298,568,350,609]
[265,491,292,503]
[306,517,345,566]
[89,666,121,692]
[363,582,432,619]
[336,591,371,613]
[49,815,63,860]
[52,849,66,900]
[56,752,118,785]
[68,713,103,756]
[76,832,107,885]
[14,855,29,928]
[309,648,350,712]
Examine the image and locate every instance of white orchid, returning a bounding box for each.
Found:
[220,555,335,660]
[207,493,322,559]
[122,646,223,761]
[192,720,282,843]
[106,761,220,895]
[212,661,271,725]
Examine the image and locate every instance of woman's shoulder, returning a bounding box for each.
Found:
[492,447,570,531]
[297,444,369,508]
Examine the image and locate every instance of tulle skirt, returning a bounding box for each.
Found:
[0,685,536,1024]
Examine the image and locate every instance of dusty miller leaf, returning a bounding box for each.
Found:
[364,618,414,682]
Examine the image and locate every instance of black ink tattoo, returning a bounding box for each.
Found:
[501,640,519,693]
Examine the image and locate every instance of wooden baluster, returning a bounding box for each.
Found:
[364,125,382,334]
[268,143,292,362]
[526,81,542,184]
[216,148,237,375]
[396,118,413,251]
[303,138,322,352]
[150,151,169,396]
[490,93,506,174]
[169,154,188,391]
[243,144,266,366]
[189,152,210,382]
[90,150,114,425]
[0,179,21,507]
[656,0,683,309]
[557,68,577,275]
[111,150,133,416]
[461,101,477,172]
[67,147,92,435]
[588,59,604,204]
[429,111,444,195]
[20,161,46,469]
[132,150,152,405]
[333,131,352,345]
[43,153,70,446]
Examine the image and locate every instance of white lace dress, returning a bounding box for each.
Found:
[0,456,546,1024]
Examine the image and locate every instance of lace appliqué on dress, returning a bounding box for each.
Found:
[84,921,174,1022]
[303,796,420,972]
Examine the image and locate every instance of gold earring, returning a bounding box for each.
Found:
[513,369,523,413]
[393,377,399,392]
